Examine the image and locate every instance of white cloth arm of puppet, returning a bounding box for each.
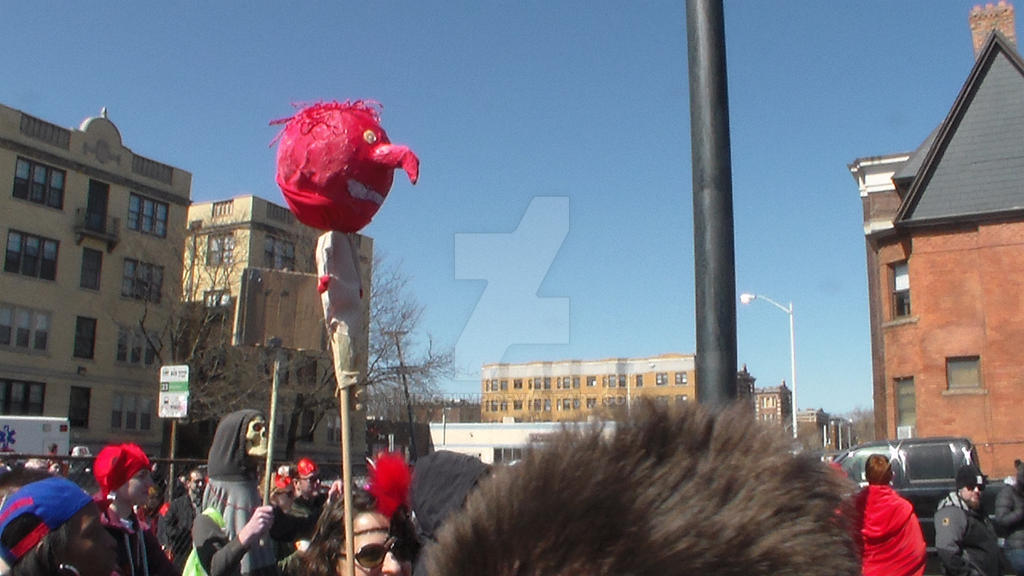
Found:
[316,232,363,389]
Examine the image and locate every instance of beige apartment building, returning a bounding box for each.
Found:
[184,195,371,462]
[480,354,700,423]
[0,103,191,453]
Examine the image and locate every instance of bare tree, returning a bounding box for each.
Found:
[363,252,455,421]
[841,406,875,445]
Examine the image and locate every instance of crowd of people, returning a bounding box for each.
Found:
[0,402,1021,576]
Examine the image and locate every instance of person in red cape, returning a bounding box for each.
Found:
[854,454,926,576]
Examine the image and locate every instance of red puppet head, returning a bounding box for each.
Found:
[273,100,419,232]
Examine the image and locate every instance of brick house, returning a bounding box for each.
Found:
[848,5,1024,477]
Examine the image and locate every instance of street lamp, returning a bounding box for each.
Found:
[740,293,797,440]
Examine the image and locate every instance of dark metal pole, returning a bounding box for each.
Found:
[394,337,418,462]
[686,0,738,406]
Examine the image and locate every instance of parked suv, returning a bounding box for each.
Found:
[834,437,1004,561]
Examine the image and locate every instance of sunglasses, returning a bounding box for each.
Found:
[353,537,399,569]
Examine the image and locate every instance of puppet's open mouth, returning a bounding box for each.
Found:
[348,180,385,205]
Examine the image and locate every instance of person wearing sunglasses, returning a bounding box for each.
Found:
[292,488,416,576]
[289,453,419,576]
[935,464,1007,576]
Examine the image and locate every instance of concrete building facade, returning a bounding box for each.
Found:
[0,103,191,453]
[480,354,697,423]
[849,8,1024,477]
[480,354,758,423]
[184,195,372,462]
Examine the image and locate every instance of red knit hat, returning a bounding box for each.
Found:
[93,443,151,496]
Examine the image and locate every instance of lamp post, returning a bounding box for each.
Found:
[740,293,797,440]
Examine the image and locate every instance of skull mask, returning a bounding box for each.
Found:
[245,416,268,458]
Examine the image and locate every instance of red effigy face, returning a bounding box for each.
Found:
[274,101,419,232]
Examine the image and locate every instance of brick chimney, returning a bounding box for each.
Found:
[970,1,1017,57]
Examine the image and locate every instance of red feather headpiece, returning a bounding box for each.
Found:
[367,452,412,518]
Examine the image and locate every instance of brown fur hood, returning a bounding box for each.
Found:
[427,401,858,576]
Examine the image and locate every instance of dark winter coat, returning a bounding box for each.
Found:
[935,491,1005,576]
[159,492,199,573]
[995,467,1024,551]
[99,504,178,576]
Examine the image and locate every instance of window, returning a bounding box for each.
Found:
[892,261,911,318]
[543,399,551,411]
[905,444,956,482]
[656,372,668,386]
[676,395,689,404]
[513,400,523,410]
[675,372,688,385]
[204,290,232,308]
[543,377,551,390]
[499,380,508,391]
[264,236,295,270]
[0,304,49,352]
[212,200,233,217]
[586,398,596,409]
[572,376,580,389]
[73,316,96,359]
[635,374,644,388]
[207,233,235,266]
[13,157,64,209]
[513,379,523,390]
[5,230,59,280]
[947,357,981,390]
[587,376,597,387]
[121,258,164,303]
[326,415,341,443]
[116,327,157,366]
[0,379,45,414]
[111,393,152,431]
[127,193,168,237]
[69,387,91,428]
[895,377,915,427]
[80,248,102,290]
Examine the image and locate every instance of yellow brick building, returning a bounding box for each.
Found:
[0,103,191,453]
[184,195,372,461]
[480,354,699,422]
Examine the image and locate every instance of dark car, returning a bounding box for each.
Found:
[834,436,1004,566]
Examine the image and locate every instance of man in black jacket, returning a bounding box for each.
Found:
[935,465,1008,576]
[159,467,204,573]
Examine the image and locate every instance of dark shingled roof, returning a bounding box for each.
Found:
[892,126,939,185]
[897,32,1024,225]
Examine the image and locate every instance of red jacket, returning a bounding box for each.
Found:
[855,484,927,576]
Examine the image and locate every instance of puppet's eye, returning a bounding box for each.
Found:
[363,130,377,144]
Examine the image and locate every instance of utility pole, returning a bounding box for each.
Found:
[385,330,417,462]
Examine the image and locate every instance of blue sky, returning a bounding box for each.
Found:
[2,2,999,414]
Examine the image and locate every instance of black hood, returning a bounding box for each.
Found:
[207,409,263,481]
[411,450,490,541]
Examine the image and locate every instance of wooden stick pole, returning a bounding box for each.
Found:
[331,330,356,576]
